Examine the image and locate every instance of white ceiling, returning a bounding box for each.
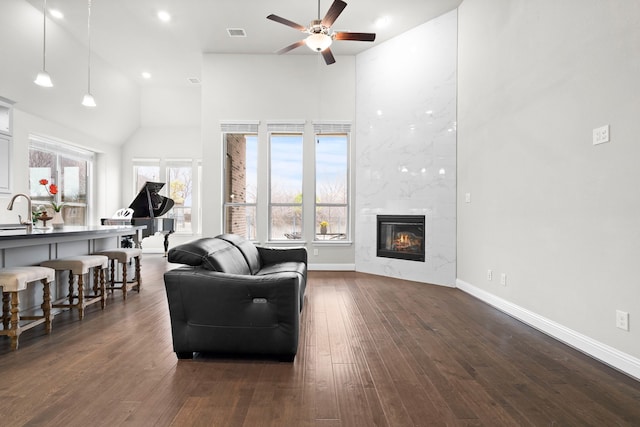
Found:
[25,0,462,86]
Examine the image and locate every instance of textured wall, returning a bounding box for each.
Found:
[355,10,458,286]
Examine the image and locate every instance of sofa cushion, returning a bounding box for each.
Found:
[217,233,262,275]
[168,237,251,275]
[167,237,224,267]
[257,261,306,278]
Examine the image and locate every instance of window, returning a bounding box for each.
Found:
[223,133,258,240]
[166,161,193,233]
[269,132,303,240]
[133,160,160,192]
[315,133,349,240]
[29,136,93,225]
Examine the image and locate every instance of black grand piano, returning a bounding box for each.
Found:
[128,182,176,255]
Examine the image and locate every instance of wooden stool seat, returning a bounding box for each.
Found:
[0,266,55,350]
[41,255,108,320]
[94,248,142,300]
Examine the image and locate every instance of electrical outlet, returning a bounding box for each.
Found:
[500,273,507,286]
[313,249,319,256]
[616,310,629,331]
[593,125,610,145]
[487,269,492,281]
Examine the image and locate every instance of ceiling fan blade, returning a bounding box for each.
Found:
[334,32,376,42]
[322,48,336,65]
[276,40,306,55]
[267,14,306,32]
[321,0,347,27]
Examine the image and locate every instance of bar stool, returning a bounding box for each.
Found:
[41,255,108,320]
[0,266,55,350]
[93,248,142,300]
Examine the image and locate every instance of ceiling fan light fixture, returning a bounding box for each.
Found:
[305,33,332,52]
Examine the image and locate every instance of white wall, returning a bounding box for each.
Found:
[201,54,356,266]
[457,0,640,376]
[355,11,458,286]
[0,0,140,144]
[121,85,202,250]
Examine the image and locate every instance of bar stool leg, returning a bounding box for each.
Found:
[68,271,74,307]
[122,261,128,300]
[109,259,116,291]
[100,268,106,309]
[41,278,52,334]
[2,291,9,330]
[9,291,19,350]
[135,256,142,292]
[77,274,85,320]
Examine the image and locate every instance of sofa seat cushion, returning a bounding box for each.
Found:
[257,262,306,278]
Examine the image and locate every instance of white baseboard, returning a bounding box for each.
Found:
[456,278,640,381]
[308,263,356,271]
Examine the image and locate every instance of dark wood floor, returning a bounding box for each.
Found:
[1,254,639,426]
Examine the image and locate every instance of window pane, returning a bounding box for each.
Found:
[316,206,347,240]
[270,134,303,203]
[224,205,256,240]
[168,166,192,233]
[271,205,302,240]
[316,135,348,204]
[134,165,159,191]
[61,156,87,204]
[225,134,257,204]
[270,134,303,240]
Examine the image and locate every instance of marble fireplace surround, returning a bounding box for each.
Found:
[354,10,457,287]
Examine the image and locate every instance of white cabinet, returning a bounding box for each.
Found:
[0,96,14,194]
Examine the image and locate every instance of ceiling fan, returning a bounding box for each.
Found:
[267,0,376,65]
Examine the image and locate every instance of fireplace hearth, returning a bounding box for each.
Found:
[377,215,425,262]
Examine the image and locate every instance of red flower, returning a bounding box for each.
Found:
[39,179,64,212]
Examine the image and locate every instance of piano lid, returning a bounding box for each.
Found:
[128,181,175,218]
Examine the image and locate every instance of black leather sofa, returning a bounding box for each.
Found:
[164,234,307,360]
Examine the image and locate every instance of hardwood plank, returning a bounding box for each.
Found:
[0,260,639,426]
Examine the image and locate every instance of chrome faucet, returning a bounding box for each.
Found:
[7,193,33,233]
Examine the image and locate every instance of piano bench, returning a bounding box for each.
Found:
[93,249,142,300]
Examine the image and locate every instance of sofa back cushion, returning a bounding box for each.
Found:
[217,233,262,275]
[167,237,251,275]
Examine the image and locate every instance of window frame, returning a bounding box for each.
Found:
[314,131,351,242]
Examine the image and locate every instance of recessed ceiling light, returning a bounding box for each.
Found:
[141,72,152,79]
[157,10,171,22]
[375,16,390,28]
[50,9,64,19]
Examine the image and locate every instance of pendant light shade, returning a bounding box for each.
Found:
[81,93,96,107]
[82,0,96,107]
[34,0,53,87]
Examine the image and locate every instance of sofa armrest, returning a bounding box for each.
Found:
[257,246,308,265]
[163,267,301,357]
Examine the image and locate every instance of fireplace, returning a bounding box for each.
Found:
[377,215,425,262]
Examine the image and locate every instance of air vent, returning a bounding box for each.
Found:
[187,77,201,85]
[227,28,246,37]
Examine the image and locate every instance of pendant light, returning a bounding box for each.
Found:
[34,0,53,87]
[81,0,96,107]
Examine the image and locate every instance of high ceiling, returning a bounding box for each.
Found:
[25,0,462,86]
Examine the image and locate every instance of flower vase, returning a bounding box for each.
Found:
[52,211,64,229]
[320,225,327,235]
